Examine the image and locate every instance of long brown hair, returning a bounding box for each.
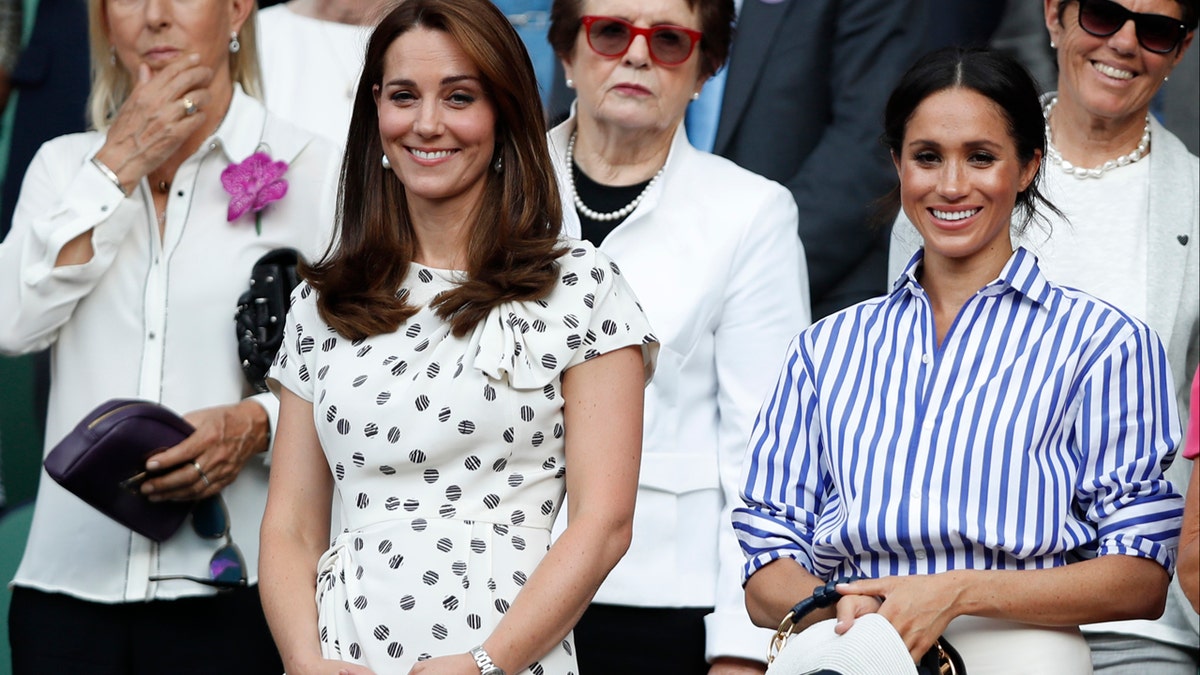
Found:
[305,0,564,340]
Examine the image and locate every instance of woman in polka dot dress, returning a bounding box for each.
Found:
[258,2,658,674]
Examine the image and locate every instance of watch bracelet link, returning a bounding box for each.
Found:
[469,645,506,675]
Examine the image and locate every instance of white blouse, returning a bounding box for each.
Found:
[0,87,340,602]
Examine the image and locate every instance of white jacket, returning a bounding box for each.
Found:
[549,116,812,662]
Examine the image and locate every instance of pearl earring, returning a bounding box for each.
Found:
[1050,39,1056,48]
[493,155,503,173]
[229,31,241,54]
[691,92,700,101]
[382,154,392,169]
[566,78,574,88]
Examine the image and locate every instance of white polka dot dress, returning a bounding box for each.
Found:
[270,241,657,673]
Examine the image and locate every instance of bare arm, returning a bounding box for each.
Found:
[1179,459,1200,613]
[410,345,645,675]
[744,556,831,631]
[836,554,1169,660]
[259,388,375,675]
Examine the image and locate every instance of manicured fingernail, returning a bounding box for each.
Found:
[146,460,160,470]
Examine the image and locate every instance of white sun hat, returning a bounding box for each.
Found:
[766,613,919,675]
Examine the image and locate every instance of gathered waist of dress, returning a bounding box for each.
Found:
[335,486,563,532]
[334,513,557,540]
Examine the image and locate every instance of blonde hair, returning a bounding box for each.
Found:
[86,0,262,130]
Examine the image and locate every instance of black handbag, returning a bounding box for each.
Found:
[235,248,303,392]
[766,576,966,675]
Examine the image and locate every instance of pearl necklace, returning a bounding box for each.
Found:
[1043,96,1150,179]
[566,131,664,222]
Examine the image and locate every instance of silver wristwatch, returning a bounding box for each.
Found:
[469,645,506,675]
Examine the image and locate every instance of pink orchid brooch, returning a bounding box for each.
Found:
[220,151,288,236]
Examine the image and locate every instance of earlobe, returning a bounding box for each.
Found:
[1021,150,1043,191]
[1173,32,1195,66]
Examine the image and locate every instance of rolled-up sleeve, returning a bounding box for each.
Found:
[1075,324,1183,571]
[0,136,132,354]
[733,335,827,581]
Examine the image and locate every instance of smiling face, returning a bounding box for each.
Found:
[896,88,1041,272]
[104,0,248,81]
[562,0,706,137]
[374,27,497,216]
[1046,0,1194,125]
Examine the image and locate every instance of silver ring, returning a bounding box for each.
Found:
[182,97,198,116]
[192,460,211,487]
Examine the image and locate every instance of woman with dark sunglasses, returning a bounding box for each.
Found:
[890,1,1199,671]
[544,1,811,673]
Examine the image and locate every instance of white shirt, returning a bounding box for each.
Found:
[257,4,369,145]
[0,87,340,602]
[1030,160,1150,322]
[550,116,812,662]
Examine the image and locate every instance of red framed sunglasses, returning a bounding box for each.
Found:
[580,15,702,66]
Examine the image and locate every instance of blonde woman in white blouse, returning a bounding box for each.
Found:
[0,0,339,671]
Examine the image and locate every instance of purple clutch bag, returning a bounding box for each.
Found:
[44,399,196,542]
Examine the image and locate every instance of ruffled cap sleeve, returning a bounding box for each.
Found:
[471,241,658,389]
[267,281,323,401]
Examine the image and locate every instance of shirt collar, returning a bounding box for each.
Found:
[891,246,1051,307]
[208,84,268,163]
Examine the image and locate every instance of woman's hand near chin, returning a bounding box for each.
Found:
[93,53,215,191]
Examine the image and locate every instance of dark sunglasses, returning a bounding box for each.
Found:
[149,495,247,590]
[581,16,702,66]
[1076,0,1189,53]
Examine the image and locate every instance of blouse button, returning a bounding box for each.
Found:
[921,353,931,364]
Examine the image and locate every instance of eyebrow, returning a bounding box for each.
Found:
[905,138,1005,150]
[384,75,481,88]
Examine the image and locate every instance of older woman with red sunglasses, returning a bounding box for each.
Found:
[545,1,811,673]
[891,0,1199,672]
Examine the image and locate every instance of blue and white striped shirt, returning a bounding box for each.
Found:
[734,248,1183,583]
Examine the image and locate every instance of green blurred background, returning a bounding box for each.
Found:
[1,354,40,507]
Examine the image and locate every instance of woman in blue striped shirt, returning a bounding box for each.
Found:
[734,48,1184,674]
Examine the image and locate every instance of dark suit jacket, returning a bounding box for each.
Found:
[714,0,924,318]
[1,0,89,240]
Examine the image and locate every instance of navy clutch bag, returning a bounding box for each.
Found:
[44,399,195,542]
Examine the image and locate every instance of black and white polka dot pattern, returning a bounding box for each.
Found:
[271,241,656,673]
